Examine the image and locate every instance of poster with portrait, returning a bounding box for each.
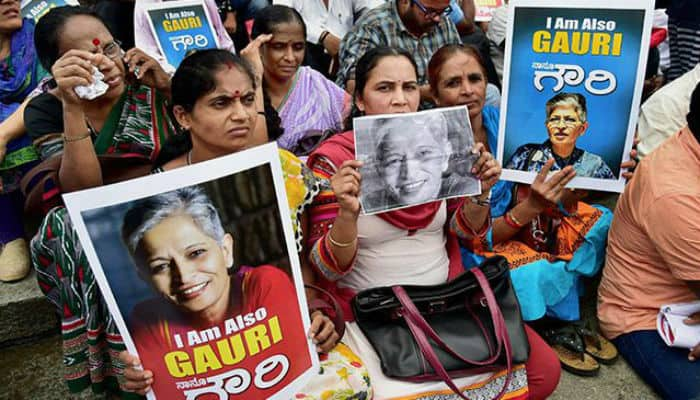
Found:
[475,0,504,22]
[497,0,653,192]
[354,106,481,215]
[63,143,318,400]
[20,0,78,22]
[144,0,220,69]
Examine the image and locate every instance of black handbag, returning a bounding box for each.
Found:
[352,256,529,399]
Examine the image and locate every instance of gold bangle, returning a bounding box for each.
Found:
[327,232,356,248]
[508,210,524,227]
[64,132,91,143]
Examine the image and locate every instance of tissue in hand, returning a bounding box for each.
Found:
[74,67,109,100]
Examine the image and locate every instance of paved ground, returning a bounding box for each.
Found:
[0,332,660,400]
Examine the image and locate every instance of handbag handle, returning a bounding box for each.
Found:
[392,267,513,400]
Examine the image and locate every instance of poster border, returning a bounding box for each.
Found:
[353,105,482,215]
[496,0,654,193]
[63,143,319,400]
[142,0,221,69]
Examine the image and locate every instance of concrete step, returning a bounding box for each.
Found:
[0,269,58,346]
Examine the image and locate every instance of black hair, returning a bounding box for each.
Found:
[157,49,283,166]
[34,6,105,72]
[344,46,418,130]
[251,5,307,40]
[688,81,700,141]
[171,49,256,112]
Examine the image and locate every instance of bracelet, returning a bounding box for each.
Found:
[63,131,91,143]
[469,196,490,207]
[503,210,525,230]
[319,31,330,45]
[327,232,356,248]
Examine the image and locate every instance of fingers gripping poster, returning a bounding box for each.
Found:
[63,144,318,399]
[497,0,653,193]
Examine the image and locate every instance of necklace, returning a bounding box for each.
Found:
[186,149,192,165]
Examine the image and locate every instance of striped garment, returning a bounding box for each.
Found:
[336,1,461,87]
[667,16,700,81]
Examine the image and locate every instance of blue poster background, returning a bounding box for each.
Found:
[148,3,217,69]
[21,0,78,22]
[502,7,645,178]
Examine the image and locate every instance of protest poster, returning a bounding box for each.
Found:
[475,0,504,22]
[354,106,481,215]
[143,0,220,69]
[63,143,318,400]
[497,0,653,192]
[20,0,78,22]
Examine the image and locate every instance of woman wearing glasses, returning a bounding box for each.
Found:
[25,6,176,395]
[506,92,615,180]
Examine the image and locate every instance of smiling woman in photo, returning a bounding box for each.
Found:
[506,92,615,180]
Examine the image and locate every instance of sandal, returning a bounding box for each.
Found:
[540,324,600,377]
[574,325,619,365]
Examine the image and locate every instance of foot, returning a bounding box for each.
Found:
[0,238,31,282]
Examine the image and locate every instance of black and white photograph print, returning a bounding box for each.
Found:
[354,106,482,214]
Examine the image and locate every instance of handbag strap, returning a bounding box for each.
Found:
[392,267,513,400]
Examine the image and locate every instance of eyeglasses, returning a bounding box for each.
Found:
[547,116,581,127]
[411,0,452,19]
[101,39,124,60]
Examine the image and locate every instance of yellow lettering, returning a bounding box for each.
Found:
[269,316,283,344]
[164,351,193,378]
[550,31,570,54]
[193,345,223,374]
[244,324,271,356]
[570,31,590,55]
[532,30,550,53]
[217,334,246,365]
[162,20,172,32]
[611,32,623,56]
[591,33,611,56]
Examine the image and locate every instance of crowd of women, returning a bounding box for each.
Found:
[0,0,697,399]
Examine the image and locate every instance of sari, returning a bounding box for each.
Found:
[460,106,613,322]
[29,84,174,396]
[276,66,350,153]
[30,145,329,396]
[305,132,529,400]
[0,18,47,244]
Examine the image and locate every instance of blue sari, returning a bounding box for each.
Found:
[461,106,612,321]
[0,18,46,194]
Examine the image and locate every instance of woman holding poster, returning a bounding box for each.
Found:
[428,44,625,377]
[306,46,559,399]
[120,49,372,398]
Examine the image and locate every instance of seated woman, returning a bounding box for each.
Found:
[428,44,618,377]
[306,45,558,399]
[506,92,615,180]
[96,48,368,397]
[133,0,236,75]
[121,185,312,398]
[0,4,48,281]
[251,5,349,154]
[26,5,177,394]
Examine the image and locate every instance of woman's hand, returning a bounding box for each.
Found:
[470,143,501,193]
[331,160,362,217]
[51,49,99,105]
[124,48,170,92]
[526,159,576,212]
[621,137,640,181]
[309,310,340,353]
[119,351,153,395]
[239,33,273,85]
